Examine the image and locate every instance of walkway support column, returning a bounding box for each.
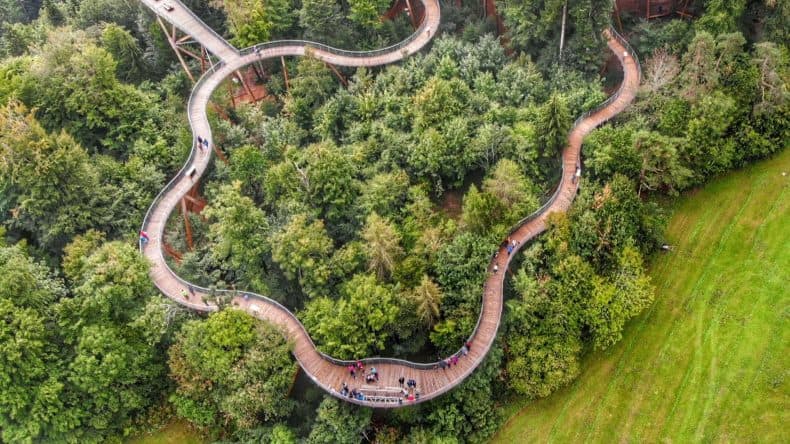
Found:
[281,57,290,91]
[559,0,567,60]
[158,17,195,82]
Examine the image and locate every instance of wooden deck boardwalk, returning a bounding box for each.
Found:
[138,0,641,407]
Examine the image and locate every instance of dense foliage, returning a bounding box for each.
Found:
[0,0,785,443]
[188,32,610,369]
[0,235,178,442]
[210,0,411,49]
[168,309,297,429]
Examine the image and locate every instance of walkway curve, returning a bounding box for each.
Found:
[139,0,641,407]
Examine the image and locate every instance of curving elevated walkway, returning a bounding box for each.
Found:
[139,0,641,407]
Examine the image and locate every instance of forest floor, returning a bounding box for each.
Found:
[492,148,789,443]
[127,420,204,444]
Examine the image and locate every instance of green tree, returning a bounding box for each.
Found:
[283,57,338,130]
[696,0,747,35]
[211,0,296,47]
[585,246,654,350]
[66,323,163,433]
[0,243,65,443]
[460,185,503,235]
[204,181,271,293]
[58,241,155,335]
[482,159,539,224]
[751,42,789,115]
[229,144,269,201]
[307,397,372,444]
[299,0,345,42]
[22,29,162,154]
[0,100,99,251]
[295,141,360,230]
[504,266,583,398]
[587,125,692,196]
[170,309,296,430]
[56,240,167,442]
[632,130,692,196]
[424,345,504,442]
[680,31,719,101]
[271,213,334,298]
[75,0,139,31]
[683,91,737,177]
[536,92,571,156]
[357,171,411,220]
[300,274,399,358]
[413,77,472,131]
[346,0,390,29]
[361,213,403,280]
[499,0,611,72]
[0,242,65,310]
[100,23,146,83]
[409,275,443,329]
[0,298,57,443]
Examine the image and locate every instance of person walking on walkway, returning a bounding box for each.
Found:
[348,365,356,379]
[180,288,189,300]
[139,230,149,244]
[398,376,405,387]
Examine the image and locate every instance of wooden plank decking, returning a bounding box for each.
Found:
[138,0,641,408]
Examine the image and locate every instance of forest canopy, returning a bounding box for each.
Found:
[0,0,786,443]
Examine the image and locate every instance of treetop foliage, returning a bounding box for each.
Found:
[0,0,785,442]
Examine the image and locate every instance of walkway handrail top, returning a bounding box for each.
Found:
[150,0,239,58]
[572,26,642,129]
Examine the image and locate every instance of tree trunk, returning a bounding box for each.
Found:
[559,0,568,59]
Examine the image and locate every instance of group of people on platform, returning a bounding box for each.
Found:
[438,340,472,370]
[338,340,474,403]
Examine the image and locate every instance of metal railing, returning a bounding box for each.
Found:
[573,26,642,128]
[138,5,640,406]
[141,0,238,60]
[506,26,641,238]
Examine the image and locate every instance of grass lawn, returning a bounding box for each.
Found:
[127,420,205,444]
[493,149,789,443]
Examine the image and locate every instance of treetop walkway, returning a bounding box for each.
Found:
[138,0,641,407]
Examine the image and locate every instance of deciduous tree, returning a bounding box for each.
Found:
[361,213,403,280]
[169,309,296,429]
[300,274,399,358]
[271,213,334,298]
